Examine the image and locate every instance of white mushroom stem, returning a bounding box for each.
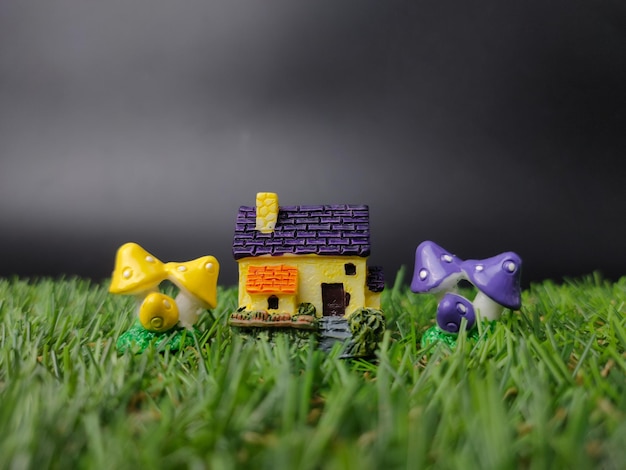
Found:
[174,290,205,329]
[472,291,505,321]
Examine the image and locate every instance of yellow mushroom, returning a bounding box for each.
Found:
[138,292,180,332]
[109,242,220,332]
[109,242,165,295]
[166,256,220,329]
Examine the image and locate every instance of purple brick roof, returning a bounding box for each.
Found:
[233,204,371,259]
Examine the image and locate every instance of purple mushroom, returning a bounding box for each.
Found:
[411,241,523,334]
[461,252,522,321]
[410,241,464,294]
[436,293,476,333]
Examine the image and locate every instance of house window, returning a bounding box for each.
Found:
[345,292,351,307]
[344,263,356,276]
[268,295,279,310]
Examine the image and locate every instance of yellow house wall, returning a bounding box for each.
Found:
[365,291,381,310]
[250,294,297,314]
[238,255,368,318]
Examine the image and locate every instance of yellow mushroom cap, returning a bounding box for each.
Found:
[166,255,220,308]
[139,292,179,332]
[109,242,166,295]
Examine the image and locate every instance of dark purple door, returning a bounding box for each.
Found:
[321,283,345,316]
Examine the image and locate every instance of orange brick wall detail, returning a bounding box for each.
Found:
[246,265,298,294]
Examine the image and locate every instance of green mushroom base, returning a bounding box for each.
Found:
[116,322,201,354]
[420,322,495,349]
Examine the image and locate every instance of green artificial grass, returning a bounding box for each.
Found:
[0,269,625,469]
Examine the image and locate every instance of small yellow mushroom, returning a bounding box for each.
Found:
[138,292,180,332]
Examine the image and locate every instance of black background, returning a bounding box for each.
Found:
[1,0,625,288]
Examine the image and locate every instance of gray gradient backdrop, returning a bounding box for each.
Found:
[1,0,625,287]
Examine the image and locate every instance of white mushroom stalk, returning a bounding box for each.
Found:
[173,289,206,329]
[471,290,505,321]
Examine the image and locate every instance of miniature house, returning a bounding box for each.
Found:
[231,192,384,329]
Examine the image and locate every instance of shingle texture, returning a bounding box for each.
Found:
[233,204,371,259]
[366,266,385,293]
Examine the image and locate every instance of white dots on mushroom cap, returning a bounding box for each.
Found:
[419,269,428,280]
[123,268,132,279]
[505,261,517,272]
[475,265,484,272]
[441,254,453,263]
[177,266,187,272]
[145,256,155,263]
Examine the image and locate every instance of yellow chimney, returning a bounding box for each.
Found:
[255,192,279,233]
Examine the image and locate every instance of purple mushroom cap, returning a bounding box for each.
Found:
[437,293,476,333]
[411,241,463,293]
[461,252,522,309]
